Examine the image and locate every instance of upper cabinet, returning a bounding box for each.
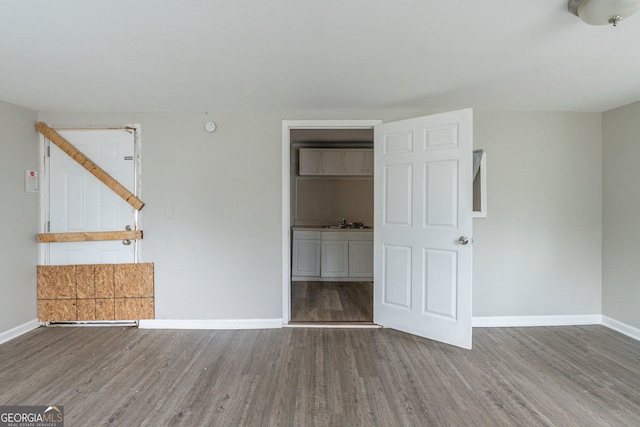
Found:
[299,148,373,176]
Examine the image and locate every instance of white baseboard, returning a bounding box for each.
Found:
[602,316,640,342]
[0,319,42,345]
[472,314,602,328]
[138,318,284,330]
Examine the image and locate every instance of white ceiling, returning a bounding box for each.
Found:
[2,0,640,113]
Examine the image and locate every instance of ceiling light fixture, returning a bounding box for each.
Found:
[568,0,640,26]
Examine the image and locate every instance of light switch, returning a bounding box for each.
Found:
[165,207,174,219]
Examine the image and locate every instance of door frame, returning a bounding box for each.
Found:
[38,124,143,265]
[281,119,381,323]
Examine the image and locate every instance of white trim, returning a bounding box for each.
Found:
[138,319,283,330]
[0,319,42,345]
[281,120,382,325]
[286,323,382,329]
[291,276,373,282]
[38,133,49,264]
[472,314,602,327]
[602,316,640,342]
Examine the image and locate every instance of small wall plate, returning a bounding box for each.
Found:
[204,121,217,132]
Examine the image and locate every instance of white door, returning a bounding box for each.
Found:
[374,109,473,349]
[47,129,137,265]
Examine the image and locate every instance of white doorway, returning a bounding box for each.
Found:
[39,126,142,266]
[283,111,473,349]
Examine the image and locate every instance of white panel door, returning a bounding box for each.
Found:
[374,109,473,349]
[48,129,136,265]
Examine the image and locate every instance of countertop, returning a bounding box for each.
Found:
[292,226,373,232]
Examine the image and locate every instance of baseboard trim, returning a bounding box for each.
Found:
[472,314,602,328]
[0,319,42,345]
[602,316,640,341]
[138,318,284,330]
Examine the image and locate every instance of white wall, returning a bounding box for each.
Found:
[0,101,38,333]
[602,101,640,330]
[472,111,602,317]
[37,109,603,321]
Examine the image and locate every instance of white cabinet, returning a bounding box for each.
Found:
[299,148,373,176]
[293,229,373,280]
[321,240,349,277]
[292,231,321,277]
[348,240,374,277]
[343,149,374,175]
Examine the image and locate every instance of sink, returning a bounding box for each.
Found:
[322,225,371,229]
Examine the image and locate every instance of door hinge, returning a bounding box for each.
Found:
[46,146,50,157]
[46,221,50,233]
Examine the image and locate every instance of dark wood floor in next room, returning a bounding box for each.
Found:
[291,281,373,323]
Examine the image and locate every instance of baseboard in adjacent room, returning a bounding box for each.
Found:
[472,314,602,328]
[138,318,283,330]
[602,316,640,342]
[0,319,42,345]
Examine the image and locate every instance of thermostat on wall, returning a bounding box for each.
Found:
[204,121,217,132]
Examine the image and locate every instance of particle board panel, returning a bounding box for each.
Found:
[37,263,154,322]
[37,265,76,300]
[95,299,116,321]
[115,298,154,320]
[76,265,96,299]
[95,264,115,299]
[114,263,154,298]
[38,299,76,322]
[77,299,96,321]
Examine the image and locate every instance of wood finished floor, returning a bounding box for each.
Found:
[1,326,640,426]
[290,281,373,323]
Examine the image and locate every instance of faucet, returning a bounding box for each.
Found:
[339,218,347,228]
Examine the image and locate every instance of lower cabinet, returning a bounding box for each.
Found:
[292,231,321,277]
[321,241,349,277]
[292,230,372,280]
[348,240,374,277]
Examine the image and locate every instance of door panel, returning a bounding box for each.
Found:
[374,109,473,349]
[382,244,412,309]
[423,248,457,318]
[48,129,136,265]
[383,164,412,226]
[424,160,458,227]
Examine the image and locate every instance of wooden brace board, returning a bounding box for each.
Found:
[37,230,143,243]
[36,122,145,210]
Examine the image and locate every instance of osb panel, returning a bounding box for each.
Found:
[38,299,76,322]
[114,263,154,298]
[37,263,154,322]
[77,299,96,321]
[37,265,76,300]
[76,265,95,299]
[95,264,115,299]
[115,298,154,320]
[95,299,115,321]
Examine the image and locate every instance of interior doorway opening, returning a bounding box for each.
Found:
[281,120,381,325]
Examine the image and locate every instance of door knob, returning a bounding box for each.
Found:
[458,236,470,245]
